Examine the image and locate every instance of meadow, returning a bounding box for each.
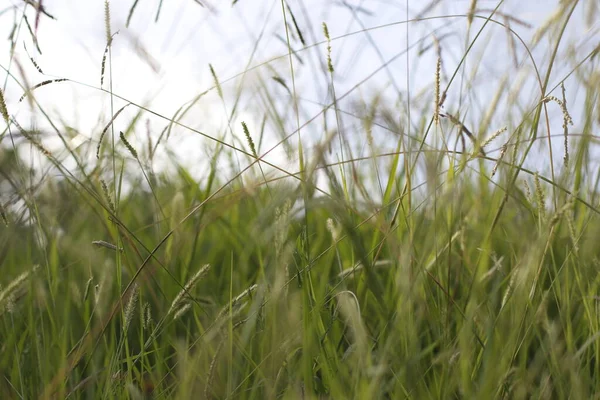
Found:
[1,0,600,398]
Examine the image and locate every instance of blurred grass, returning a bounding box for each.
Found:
[1,0,600,399]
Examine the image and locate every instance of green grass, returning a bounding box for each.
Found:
[1,1,600,398]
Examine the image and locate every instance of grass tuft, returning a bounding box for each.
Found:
[2,3,600,398]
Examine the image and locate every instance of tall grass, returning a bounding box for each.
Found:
[1,1,600,398]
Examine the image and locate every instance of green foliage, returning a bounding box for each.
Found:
[1,1,600,399]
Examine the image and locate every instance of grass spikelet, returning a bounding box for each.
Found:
[20,129,52,157]
[96,103,129,159]
[479,254,504,282]
[491,144,507,178]
[534,172,546,221]
[337,260,394,280]
[543,91,573,167]
[272,75,291,94]
[173,303,191,320]
[0,265,39,308]
[440,112,485,156]
[523,179,533,204]
[209,64,223,100]
[0,88,9,123]
[363,95,380,148]
[83,276,93,302]
[120,131,138,158]
[92,240,122,252]
[566,202,578,254]
[23,43,43,73]
[467,0,477,26]
[481,126,507,150]
[561,83,571,167]
[100,32,119,87]
[2,292,15,314]
[167,264,211,318]
[143,302,152,330]
[29,56,43,74]
[18,78,68,102]
[326,218,340,242]
[434,56,441,125]
[104,1,112,45]
[217,284,257,319]
[241,122,257,158]
[100,45,109,87]
[500,269,517,310]
[322,22,334,73]
[123,283,139,333]
[542,94,573,131]
[286,3,305,46]
[94,282,101,305]
[432,36,447,107]
[231,284,257,305]
[100,179,115,213]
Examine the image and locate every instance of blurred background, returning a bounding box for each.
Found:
[1,0,598,184]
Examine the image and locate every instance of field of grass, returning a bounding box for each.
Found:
[1,0,600,398]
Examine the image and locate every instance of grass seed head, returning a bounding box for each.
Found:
[434,57,441,125]
[167,264,211,318]
[323,22,334,73]
[123,284,139,333]
[120,131,138,159]
[0,88,9,123]
[104,1,112,45]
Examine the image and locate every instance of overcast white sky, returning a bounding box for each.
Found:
[1,0,598,186]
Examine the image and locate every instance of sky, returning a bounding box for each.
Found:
[0,0,598,192]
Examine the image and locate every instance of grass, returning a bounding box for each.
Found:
[1,0,600,398]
